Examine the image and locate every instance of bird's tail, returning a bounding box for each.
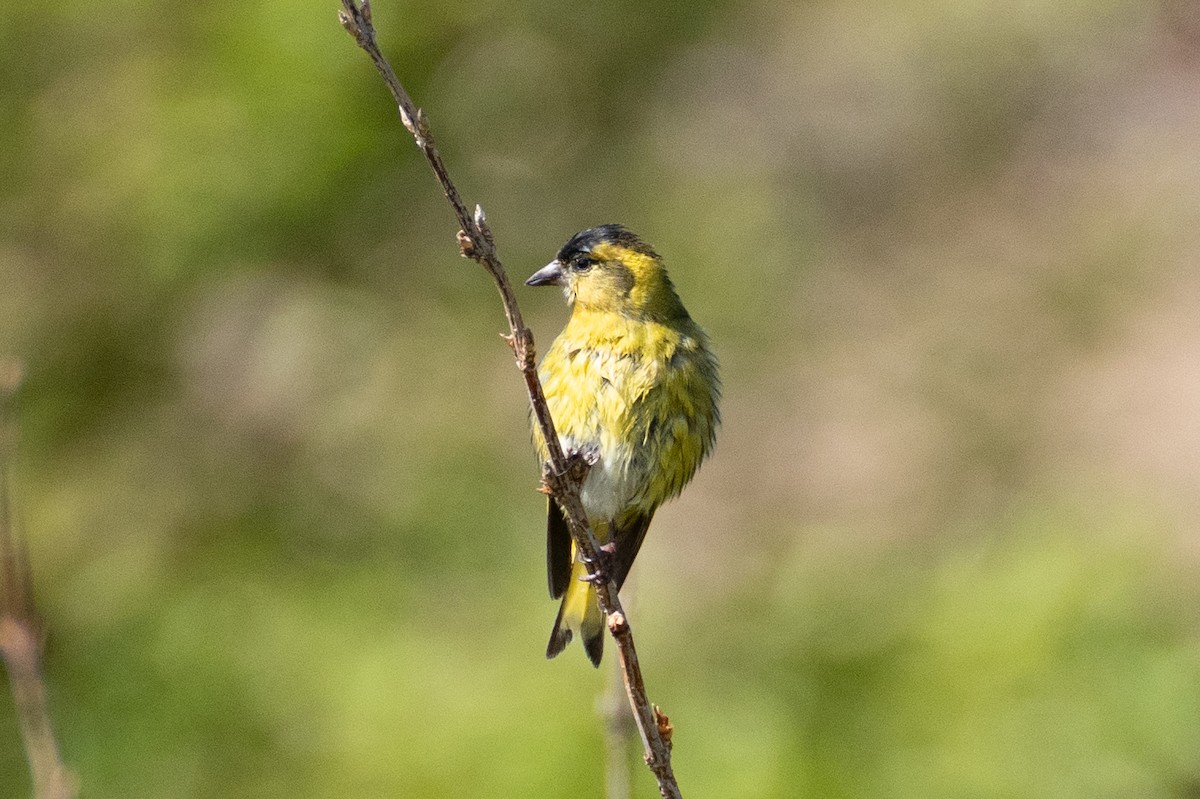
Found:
[546,559,605,666]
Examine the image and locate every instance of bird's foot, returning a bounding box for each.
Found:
[563,445,599,484]
[579,541,616,585]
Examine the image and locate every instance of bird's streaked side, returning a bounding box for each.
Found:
[526,225,720,665]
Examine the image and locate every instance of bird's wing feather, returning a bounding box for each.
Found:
[610,511,655,591]
[546,498,573,599]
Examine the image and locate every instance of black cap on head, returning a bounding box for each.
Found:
[556,225,659,263]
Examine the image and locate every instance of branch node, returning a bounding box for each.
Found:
[653,705,674,749]
[473,204,494,245]
[507,327,536,371]
[414,108,432,140]
[457,229,475,258]
[537,462,563,497]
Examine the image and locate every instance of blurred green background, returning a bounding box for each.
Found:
[4,0,1200,796]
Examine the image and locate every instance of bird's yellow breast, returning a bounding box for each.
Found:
[536,308,718,524]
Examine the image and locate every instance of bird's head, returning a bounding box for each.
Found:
[526,225,687,320]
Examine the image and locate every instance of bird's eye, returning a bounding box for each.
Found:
[572,257,593,272]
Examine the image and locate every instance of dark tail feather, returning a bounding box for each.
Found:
[546,593,604,667]
[582,625,603,667]
[546,602,572,659]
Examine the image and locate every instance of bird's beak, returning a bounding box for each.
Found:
[525,260,565,287]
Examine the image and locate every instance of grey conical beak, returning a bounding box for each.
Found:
[525,260,565,287]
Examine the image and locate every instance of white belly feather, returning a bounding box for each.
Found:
[559,433,637,525]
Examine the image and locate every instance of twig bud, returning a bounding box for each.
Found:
[653,706,674,749]
[414,108,431,140]
[457,230,475,258]
[474,204,494,245]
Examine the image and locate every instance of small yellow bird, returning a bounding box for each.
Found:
[526,225,720,665]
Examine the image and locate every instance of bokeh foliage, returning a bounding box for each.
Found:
[4,0,1200,796]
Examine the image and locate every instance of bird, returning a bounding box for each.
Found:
[525,224,720,666]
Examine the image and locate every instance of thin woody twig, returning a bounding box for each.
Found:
[0,358,78,799]
[601,620,637,799]
[336,3,682,796]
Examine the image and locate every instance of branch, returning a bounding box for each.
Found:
[337,3,682,795]
[601,623,637,799]
[0,358,78,799]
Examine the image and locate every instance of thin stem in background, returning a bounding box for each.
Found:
[0,358,78,799]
